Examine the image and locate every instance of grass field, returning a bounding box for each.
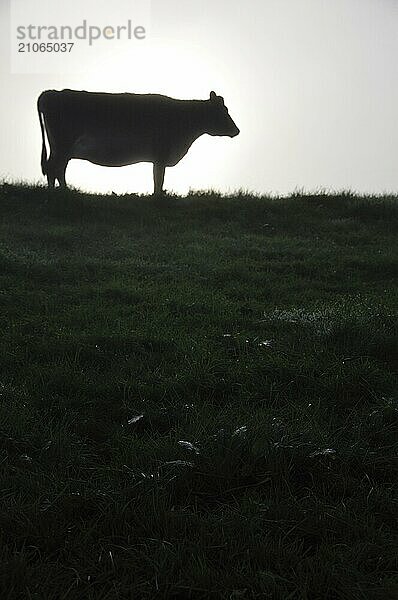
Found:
[0,183,397,599]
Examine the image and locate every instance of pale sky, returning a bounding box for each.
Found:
[0,0,397,195]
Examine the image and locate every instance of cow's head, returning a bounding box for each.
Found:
[206,91,240,138]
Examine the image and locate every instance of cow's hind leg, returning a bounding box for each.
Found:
[47,154,68,188]
[46,153,56,187]
[56,160,68,188]
[153,163,165,195]
[47,172,56,188]
[46,154,58,188]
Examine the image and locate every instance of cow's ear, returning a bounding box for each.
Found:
[210,91,217,102]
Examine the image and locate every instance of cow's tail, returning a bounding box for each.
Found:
[37,94,48,176]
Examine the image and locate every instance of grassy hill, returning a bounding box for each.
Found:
[0,183,397,599]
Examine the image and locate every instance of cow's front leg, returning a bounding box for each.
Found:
[153,163,165,195]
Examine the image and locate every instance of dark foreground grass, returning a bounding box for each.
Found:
[0,183,397,599]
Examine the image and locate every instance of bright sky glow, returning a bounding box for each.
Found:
[1,0,397,195]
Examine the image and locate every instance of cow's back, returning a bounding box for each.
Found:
[40,89,185,135]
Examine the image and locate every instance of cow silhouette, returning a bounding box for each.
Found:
[37,89,240,194]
